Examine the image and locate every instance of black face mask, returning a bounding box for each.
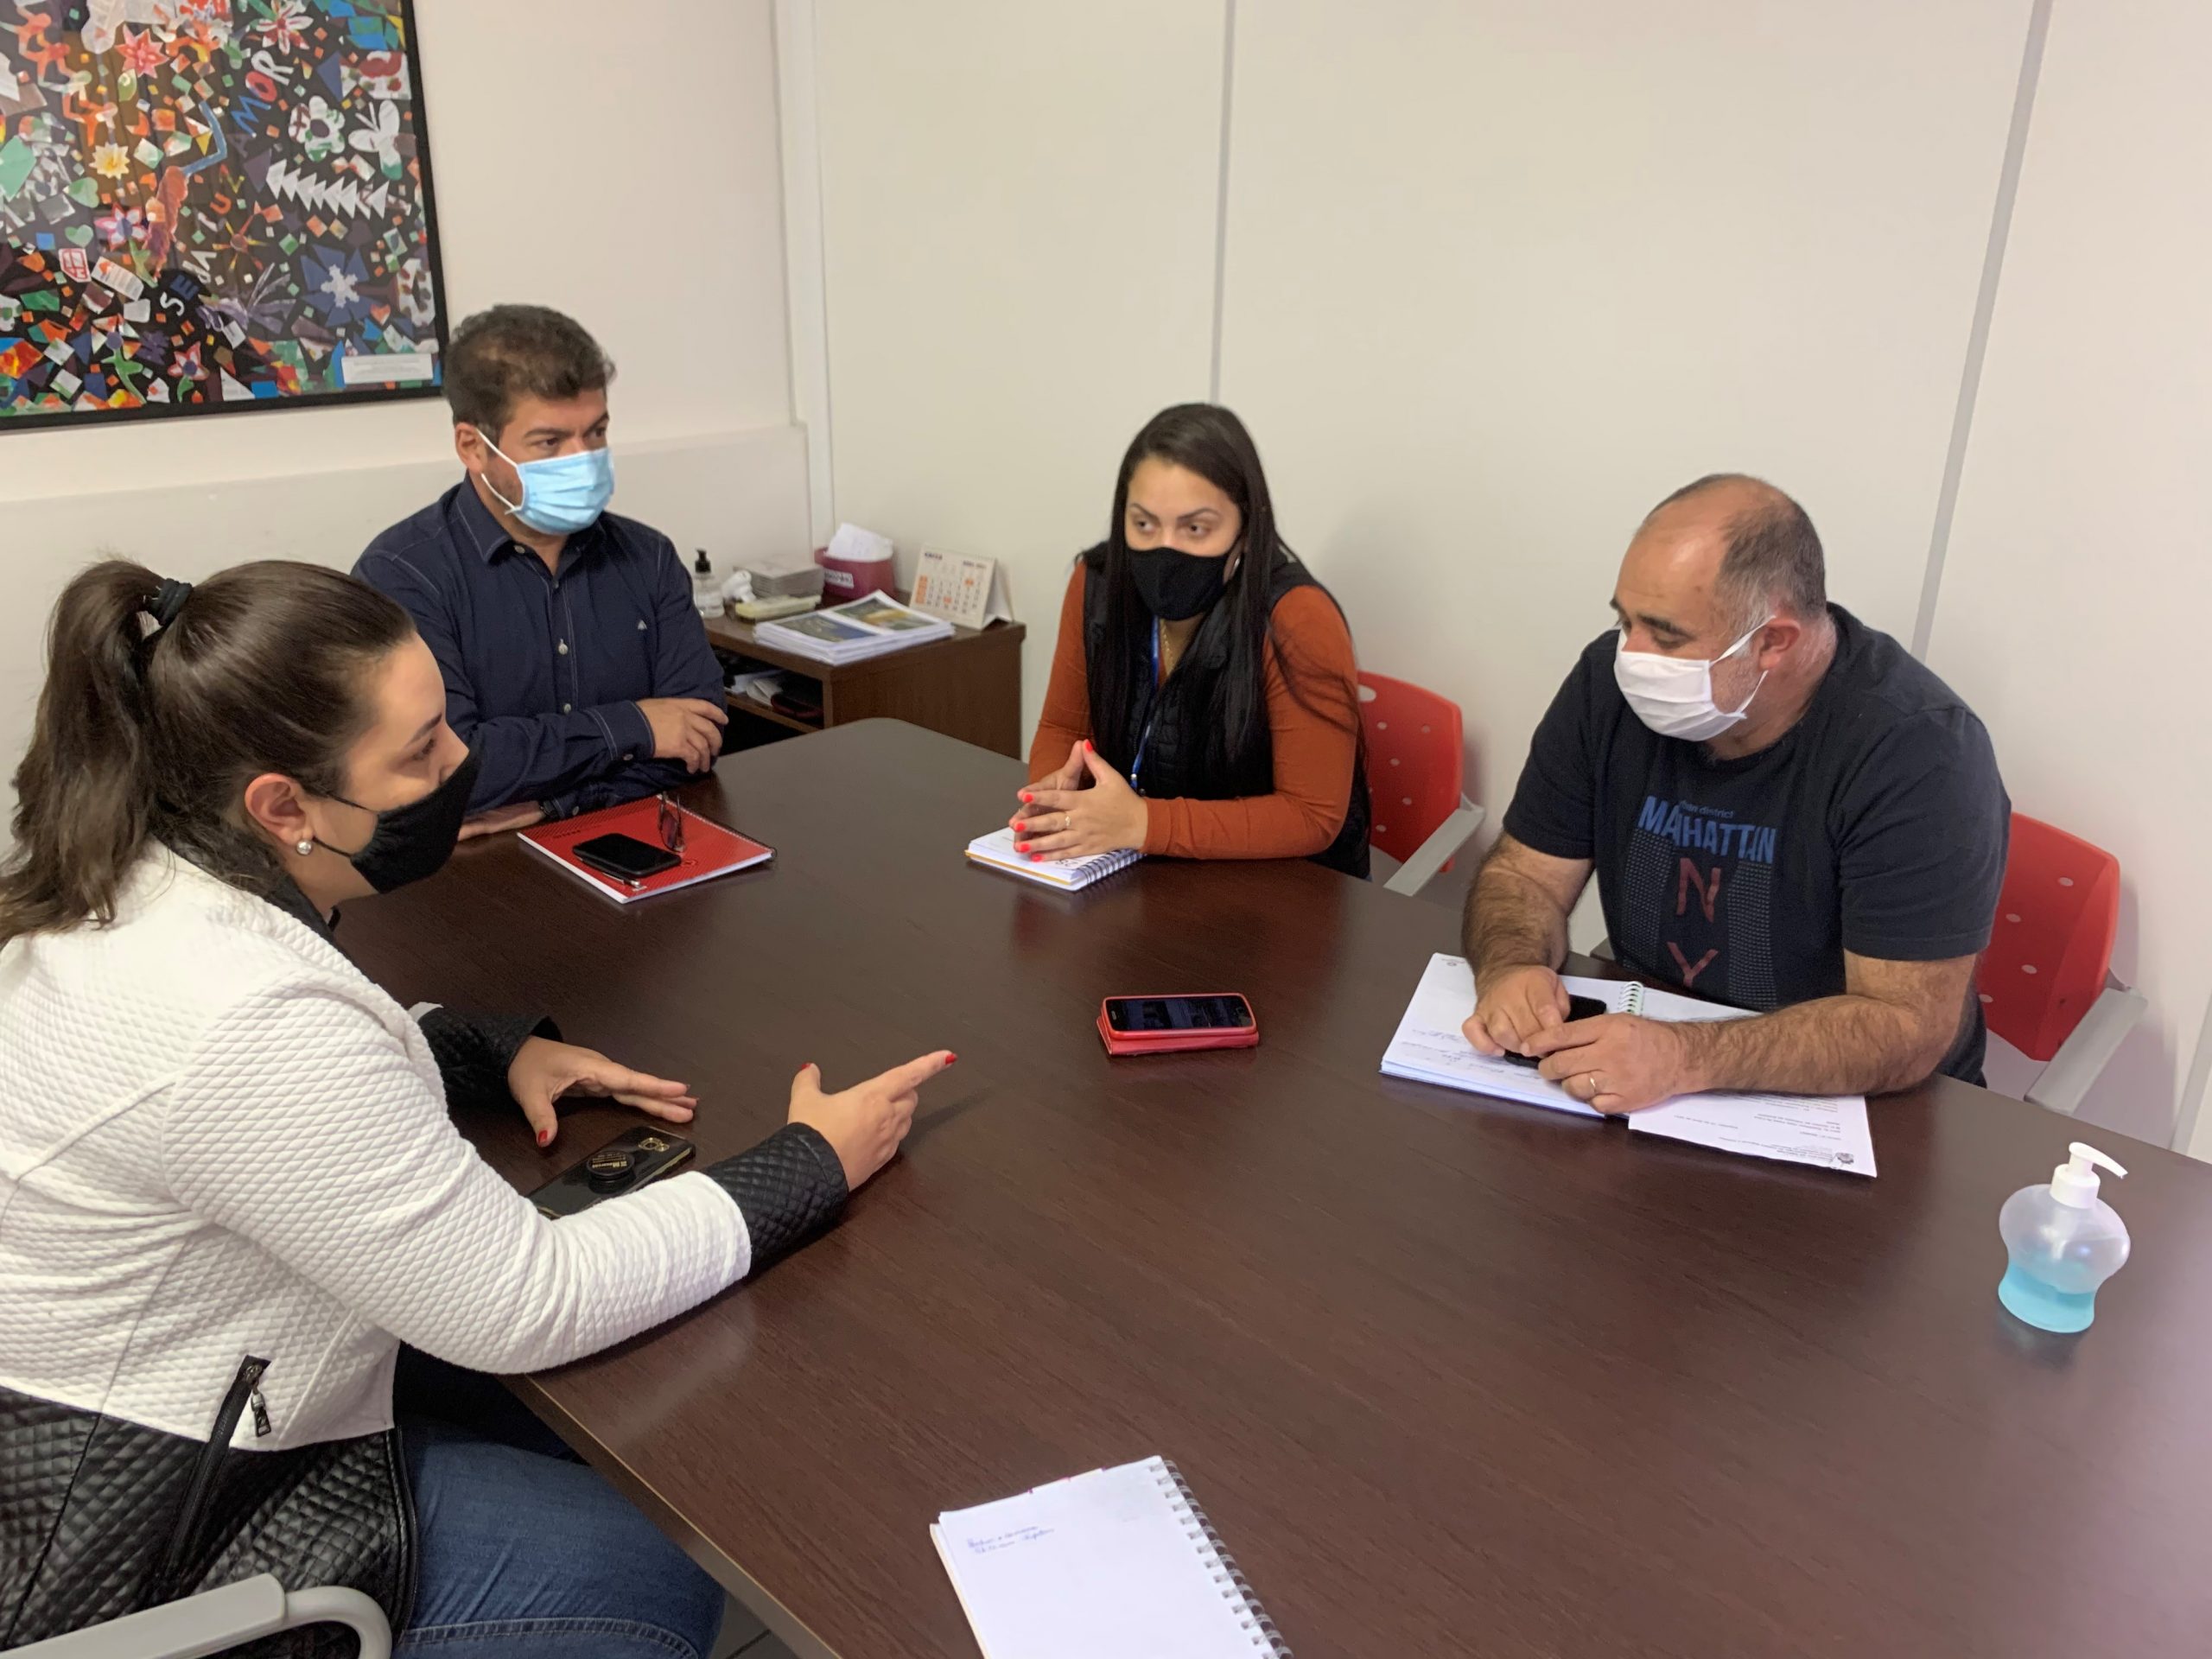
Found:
[320,750,480,893]
[1126,544,1233,622]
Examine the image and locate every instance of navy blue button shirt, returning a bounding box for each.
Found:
[355,480,724,818]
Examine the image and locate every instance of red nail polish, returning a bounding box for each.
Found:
[536,1128,550,1147]
[944,1053,958,1065]
[1020,792,1033,804]
[1015,842,1029,853]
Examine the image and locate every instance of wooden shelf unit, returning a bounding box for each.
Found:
[706,609,1026,759]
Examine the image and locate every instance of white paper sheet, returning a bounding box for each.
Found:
[1629,1091,1877,1175]
[1380,954,1877,1177]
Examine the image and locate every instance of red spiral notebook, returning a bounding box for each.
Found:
[519,798,773,904]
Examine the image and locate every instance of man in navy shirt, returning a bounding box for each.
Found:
[356,305,727,835]
[1462,474,2009,1107]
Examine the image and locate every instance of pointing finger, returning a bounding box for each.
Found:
[887,1050,957,1091]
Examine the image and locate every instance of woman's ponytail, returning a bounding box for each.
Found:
[0,558,415,948]
[0,561,169,943]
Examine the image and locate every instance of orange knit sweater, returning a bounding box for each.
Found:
[1027,567,1361,859]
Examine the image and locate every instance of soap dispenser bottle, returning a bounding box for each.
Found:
[1997,1141,2130,1333]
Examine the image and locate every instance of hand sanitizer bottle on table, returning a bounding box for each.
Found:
[1998,1142,2130,1333]
[692,550,721,617]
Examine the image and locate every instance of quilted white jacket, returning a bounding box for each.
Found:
[0,849,751,1452]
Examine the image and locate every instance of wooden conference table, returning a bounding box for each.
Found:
[343,720,2212,1659]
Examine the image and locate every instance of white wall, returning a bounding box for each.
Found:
[2,0,806,826]
[798,0,2212,1147]
[1928,0,2212,1154]
[808,0,1228,745]
[1218,0,2026,811]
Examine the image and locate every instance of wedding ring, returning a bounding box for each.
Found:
[1063,812,1073,832]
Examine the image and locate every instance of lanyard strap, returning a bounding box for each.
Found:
[1130,621,1163,793]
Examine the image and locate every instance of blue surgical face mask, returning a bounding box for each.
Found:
[476,431,615,536]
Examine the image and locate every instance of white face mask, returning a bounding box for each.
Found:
[1613,617,1771,741]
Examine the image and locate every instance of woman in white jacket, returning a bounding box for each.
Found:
[0,560,951,1658]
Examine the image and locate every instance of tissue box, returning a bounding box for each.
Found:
[740,555,825,600]
[817,523,896,601]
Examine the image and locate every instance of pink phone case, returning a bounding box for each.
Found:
[1097,995,1260,1056]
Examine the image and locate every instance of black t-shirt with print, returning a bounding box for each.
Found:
[1501,607,2010,1083]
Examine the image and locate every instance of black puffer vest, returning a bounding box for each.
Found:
[1081,543,1370,878]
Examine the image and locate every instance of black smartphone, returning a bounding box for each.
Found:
[1104,994,1255,1033]
[530,1126,696,1218]
[1497,993,1611,1067]
[573,831,681,884]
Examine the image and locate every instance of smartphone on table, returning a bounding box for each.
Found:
[529,1126,696,1218]
[572,832,682,886]
[1097,994,1259,1057]
[1496,993,1610,1067]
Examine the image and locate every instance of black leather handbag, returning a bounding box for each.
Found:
[0,1357,416,1656]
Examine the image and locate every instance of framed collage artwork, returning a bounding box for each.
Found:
[0,0,445,430]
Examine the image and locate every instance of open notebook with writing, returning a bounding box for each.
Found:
[1381,954,1876,1176]
[932,1457,1290,1659]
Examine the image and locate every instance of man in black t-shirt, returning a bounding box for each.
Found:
[1463,474,2010,1108]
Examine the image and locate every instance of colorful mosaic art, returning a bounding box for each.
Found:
[0,0,442,427]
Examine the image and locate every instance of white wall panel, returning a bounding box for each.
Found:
[811,0,1228,742]
[1217,0,2029,817]
[1931,0,2212,1149]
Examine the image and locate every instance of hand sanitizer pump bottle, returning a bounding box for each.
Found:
[1998,1142,2130,1333]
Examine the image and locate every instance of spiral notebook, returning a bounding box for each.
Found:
[964,827,1140,891]
[932,1456,1290,1658]
[1380,953,1877,1176]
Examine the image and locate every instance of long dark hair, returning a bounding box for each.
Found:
[0,560,416,946]
[1086,403,1357,785]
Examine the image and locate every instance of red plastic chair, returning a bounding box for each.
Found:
[1358,672,1486,896]
[1979,813,2145,1116]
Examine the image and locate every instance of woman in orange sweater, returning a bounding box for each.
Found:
[1012,404,1370,876]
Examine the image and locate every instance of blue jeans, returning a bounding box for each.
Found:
[395,1417,724,1658]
